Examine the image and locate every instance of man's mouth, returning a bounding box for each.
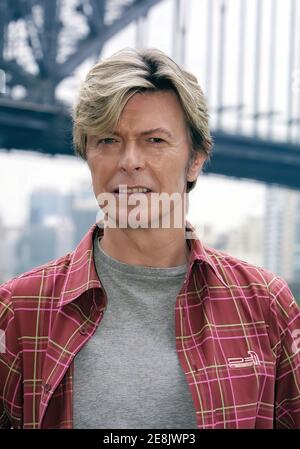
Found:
[113,187,152,194]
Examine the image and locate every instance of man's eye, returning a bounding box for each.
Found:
[97,138,117,145]
[148,137,164,144]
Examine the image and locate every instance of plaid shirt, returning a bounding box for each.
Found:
[1,220,300,429]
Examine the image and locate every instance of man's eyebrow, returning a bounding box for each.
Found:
[110,128,173,139]
[139,128,173,139]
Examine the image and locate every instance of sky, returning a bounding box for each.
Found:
[0,0,297,233]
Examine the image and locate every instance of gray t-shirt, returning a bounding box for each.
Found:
[73,234,198,429]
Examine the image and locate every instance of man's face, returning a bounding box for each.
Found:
[86,90,205,228]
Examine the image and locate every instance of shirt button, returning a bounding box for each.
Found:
[79,326,88,335]
[43,383,51,393]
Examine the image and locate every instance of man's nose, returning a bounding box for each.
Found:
[117,140,145,172]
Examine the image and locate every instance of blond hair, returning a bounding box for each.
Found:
[72,47,213,192]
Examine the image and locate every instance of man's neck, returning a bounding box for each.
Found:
[98,224,190,268]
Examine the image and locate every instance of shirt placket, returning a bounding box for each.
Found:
[38,297,104,428]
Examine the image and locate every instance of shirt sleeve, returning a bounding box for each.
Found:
[0,279,22,429]
[269,276,300,428]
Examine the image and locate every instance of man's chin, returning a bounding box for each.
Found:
[103,212,184,230]
[103,216,159,229]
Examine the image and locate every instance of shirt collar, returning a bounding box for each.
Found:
[59,219,227,307]
[185,220,228,287]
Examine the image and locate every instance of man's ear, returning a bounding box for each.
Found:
[187,151,206,182]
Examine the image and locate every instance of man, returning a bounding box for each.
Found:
[1,48,300,429]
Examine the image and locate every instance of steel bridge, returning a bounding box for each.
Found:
[0,0,300,190]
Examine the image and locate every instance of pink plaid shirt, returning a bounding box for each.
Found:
[1,220,300,429]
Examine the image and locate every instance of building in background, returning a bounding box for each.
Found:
[201,215,264,268]
[264,186,300,284]
[71,184,99,247]
[0,215,21,283]
[293,199,300,282]
[14,185,97,275]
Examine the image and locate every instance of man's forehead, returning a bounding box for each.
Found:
[114,94,187,137]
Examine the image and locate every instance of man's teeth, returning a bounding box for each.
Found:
[117,188,150,193]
